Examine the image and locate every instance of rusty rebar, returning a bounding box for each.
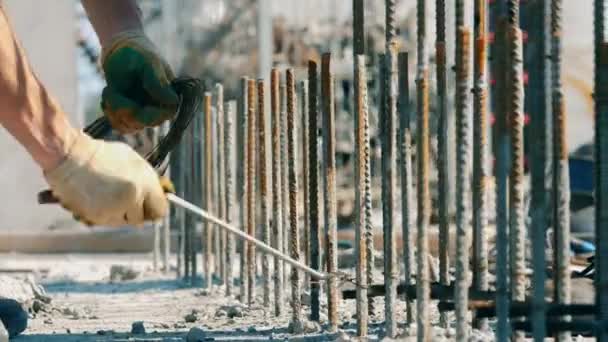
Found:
[203,92,213,289]
[246,79,257,305]
[300,79,310,292]
[381,44,399,338]
[271,69,284,316]
[507,23,526,342]
[216,84,226,286]
[472,0,489,331]
[280,80,290,288]
[455,26,473,342]
[257,79,271,308]
[385,0,396,47]
[416,0,431,340]
[321,53,339,331]
[435,0,450,329]
[594,2,608,340]
[551,1,571,340]
[354,55,370,337]
[308,60,321,322]
[225,100,236,297]
[238,77,249,301]
[528,0,551,339]
[398,52,415,326]
[287,68,302,326]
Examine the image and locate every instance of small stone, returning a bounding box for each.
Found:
[158,323,171,329]
[131,321,146,334]
[287,319,320,334]
[174,322,187,329]
[43,319,53,325]
[109,265,139,282]
[185,311,198,323]
[66,328,71,334]
[186,327,207,342]
[32,300,45,313]
[216,305,243,319]
[247,326,257,333]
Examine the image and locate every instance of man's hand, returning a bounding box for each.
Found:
[101,30,178,134]
[44,131,173,226]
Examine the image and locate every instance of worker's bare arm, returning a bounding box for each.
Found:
[80,0,143,46]
[0,6,77,171]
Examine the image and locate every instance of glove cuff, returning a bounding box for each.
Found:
[43,132,100,184]
[100,29,157,67]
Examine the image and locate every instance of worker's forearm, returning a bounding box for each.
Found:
[0,7,77,171]
[81,0,143,46]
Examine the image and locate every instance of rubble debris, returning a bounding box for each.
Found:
[287,319,321,334]
[215,304,244,318]
[109,265,139,282]
[185,310,198,323]
[186,327,209,342]
[131,321,146,334]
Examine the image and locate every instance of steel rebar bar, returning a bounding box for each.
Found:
[271,69,284,316]
[216,84,226,285]
[300,79,311,292]
[472,0,489,331]
[225,100,236,297]
[203,92,213,289]
[354,55,370,337]
[435,0,451,329]
[238,77,249,301]
[550,1,571,340]
[280,81,291,288]
[308,60,321,322]
[246,79,257,305]
[455,26,473,342]
[416,0,431,339]
[257,79,272,308]
[353,0,365,56]
[287,68,303,326]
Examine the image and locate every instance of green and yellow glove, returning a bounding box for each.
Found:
[101,30,178,134]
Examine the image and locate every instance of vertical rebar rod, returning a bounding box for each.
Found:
[454,26,473,342]
[216,84,226,286]
[246,79,257,305]
[398,52,415,326]
[435,0,451,329]
[594,1,608,341]
[308,60,321,322]
[354,55,370,337]
[321,53,339,331]
[381,44,399,338]
[225,101,236,297]
[189,111,200,283]
[493,15,511,341]
[203,92,214,289]
[238,77,249,301]
[472,0,489,331]
[184,130,192,281]
[280,81,291,288]
[528,0,551,339]
[385,0,395,46]
[257,79,272,308]
[271,69,284,315]
[300,79,311,292]
[353,0,365,56]
[550,1,571,340]
[416,0,431,340]
[287,68,302,326]
[506,19,527,342]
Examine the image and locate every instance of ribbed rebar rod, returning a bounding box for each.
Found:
[300,79,310,292]
[398,52,415,326]
[287,68,303,326]
[594,1,608,340]
[225,101,236,297]
[271,69,284,315]
[435,0,450,329]
[472,0,489,331]
[353,0,365,56]
[203,92,213,289]
[381,44,399,338]
[550,1,571,341]
[280,81,290,288]
[416,0,431,340]
[216,84,226,285]
[528,0,551,339]
[238,77,249,301]
[493,16,511,342]
[308,60,321,322]
[246,79,257,305]
[321,53,339,331]
[385,0,396,46]
[507,23,526,342]
[257,79,272,307]
[354,55,370,337]
[454,26,473,342]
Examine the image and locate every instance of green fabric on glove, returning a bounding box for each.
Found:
[101,31,178,134]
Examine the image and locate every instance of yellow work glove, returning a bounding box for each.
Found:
[100,30,178,134]
[44,132,174,227]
